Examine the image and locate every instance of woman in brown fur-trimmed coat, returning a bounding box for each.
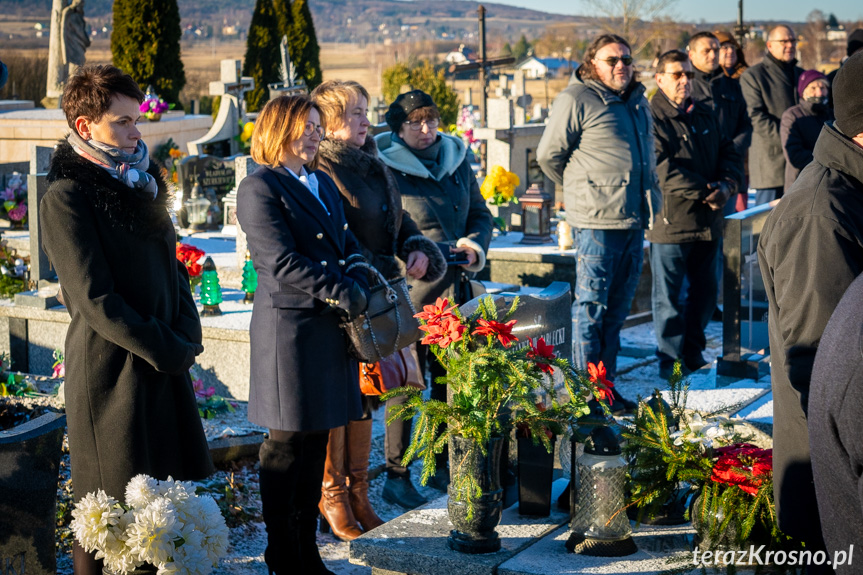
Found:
[312,80,446,539]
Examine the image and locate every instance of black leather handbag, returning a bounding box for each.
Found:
[341,261,422,363]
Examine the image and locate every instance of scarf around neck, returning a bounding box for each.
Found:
[68,131,158,199]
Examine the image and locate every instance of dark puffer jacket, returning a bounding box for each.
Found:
[779,100,834,190]
[647,93,742,244]
[41,140,214,501]
[316,135,446,283]
[758,123,863,544]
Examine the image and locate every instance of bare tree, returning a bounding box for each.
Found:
[800,10,828,69]
[581,0,679,56]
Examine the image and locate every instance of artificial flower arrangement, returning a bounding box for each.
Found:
[480,165,520,232]
[448,105,480,156]
[0,238,29,298]
[52,349,65,379]
[2,172,28,225]
[176,243,206,289]
[140,95,174,121]
[190,364,237,419]
[382,295,606,518]
[70,474,229,575]
[623,367,786,555]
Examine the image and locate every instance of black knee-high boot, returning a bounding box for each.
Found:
[259,438,302,575]
[296,431,335,575]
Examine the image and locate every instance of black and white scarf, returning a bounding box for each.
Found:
[67,131,158,199]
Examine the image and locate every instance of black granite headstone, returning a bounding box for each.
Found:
[177,155,236,229]
[0,408,66,575]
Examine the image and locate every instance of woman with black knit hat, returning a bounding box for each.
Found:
[375,89,493,499]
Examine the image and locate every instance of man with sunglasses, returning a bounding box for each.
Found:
[741,25,803,205]
[538,34,659,412]
[649,50,741,381]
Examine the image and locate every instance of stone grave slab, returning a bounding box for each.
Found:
[177,154,236,229]
[497,523,697,575]
[0,410,67,575]
[460,281,572,371]
[349,479,571,575]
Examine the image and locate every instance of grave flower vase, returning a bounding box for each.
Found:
[447,434,504,554]
[517,434,555,517]
[0,405,67,575]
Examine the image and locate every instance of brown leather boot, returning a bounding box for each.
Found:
[346,418,385,531]
[319,425,363,541]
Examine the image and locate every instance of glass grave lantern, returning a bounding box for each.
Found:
[184,179,211,231]
[519,183,554,245]
[565,425,637,557]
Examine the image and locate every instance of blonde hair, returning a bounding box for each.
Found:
[251,94,324,169]
[311,80,370,137]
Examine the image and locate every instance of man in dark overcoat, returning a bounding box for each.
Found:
[649,50,741,379]
[758,52,863,564]
[741,25,803,205]
[40,65,214,575]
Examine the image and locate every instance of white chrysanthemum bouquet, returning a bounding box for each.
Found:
[70,474,230,575]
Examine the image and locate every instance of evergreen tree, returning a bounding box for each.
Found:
[111,0,185,105]
[828,13,839,27]
[273,0,294,41]
[242,0,281,112]
[289,0,322,89]
[512,35,531,61]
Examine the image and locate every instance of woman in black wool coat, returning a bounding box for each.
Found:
[236,94,370,575]
[40,65,214,575]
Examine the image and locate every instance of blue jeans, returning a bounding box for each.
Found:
[754,187,783,205]
[650,240,719,368]
[573,229,644,381]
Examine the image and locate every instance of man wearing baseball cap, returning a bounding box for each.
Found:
[758,51,863,566]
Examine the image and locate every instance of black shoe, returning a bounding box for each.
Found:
[382,475,428,509]
[610,387,637,414]
[427,468,449,492]
[659,362,692,381]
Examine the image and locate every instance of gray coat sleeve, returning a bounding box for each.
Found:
[537,90,580,187]
[741,68,780,147]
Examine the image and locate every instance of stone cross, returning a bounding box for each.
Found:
[226,155,258,269]
[26,145,56,289]
[186,60,254,156]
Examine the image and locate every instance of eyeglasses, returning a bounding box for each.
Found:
[660,71,695,80]
[769,38,797,45]
[303,122,324,138]
[594,55,634,67]
[403,118,440,132]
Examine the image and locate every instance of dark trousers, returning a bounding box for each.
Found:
[650,240,719,369]
[385,343,446,476]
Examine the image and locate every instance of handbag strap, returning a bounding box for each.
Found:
[345,261,402,360]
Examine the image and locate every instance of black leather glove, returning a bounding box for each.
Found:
[346,281,369,319]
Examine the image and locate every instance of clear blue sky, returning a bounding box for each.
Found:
[487,0,863,24]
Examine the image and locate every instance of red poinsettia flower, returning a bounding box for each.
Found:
[473,318,519,347]
[419,315,467,349]
[176,243,205,277]
[414,297,456,323]
[711,443,773,495]
[587,361,615,405]
[527,337,556,374]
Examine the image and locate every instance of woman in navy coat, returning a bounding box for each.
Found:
[236,94,369,575]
